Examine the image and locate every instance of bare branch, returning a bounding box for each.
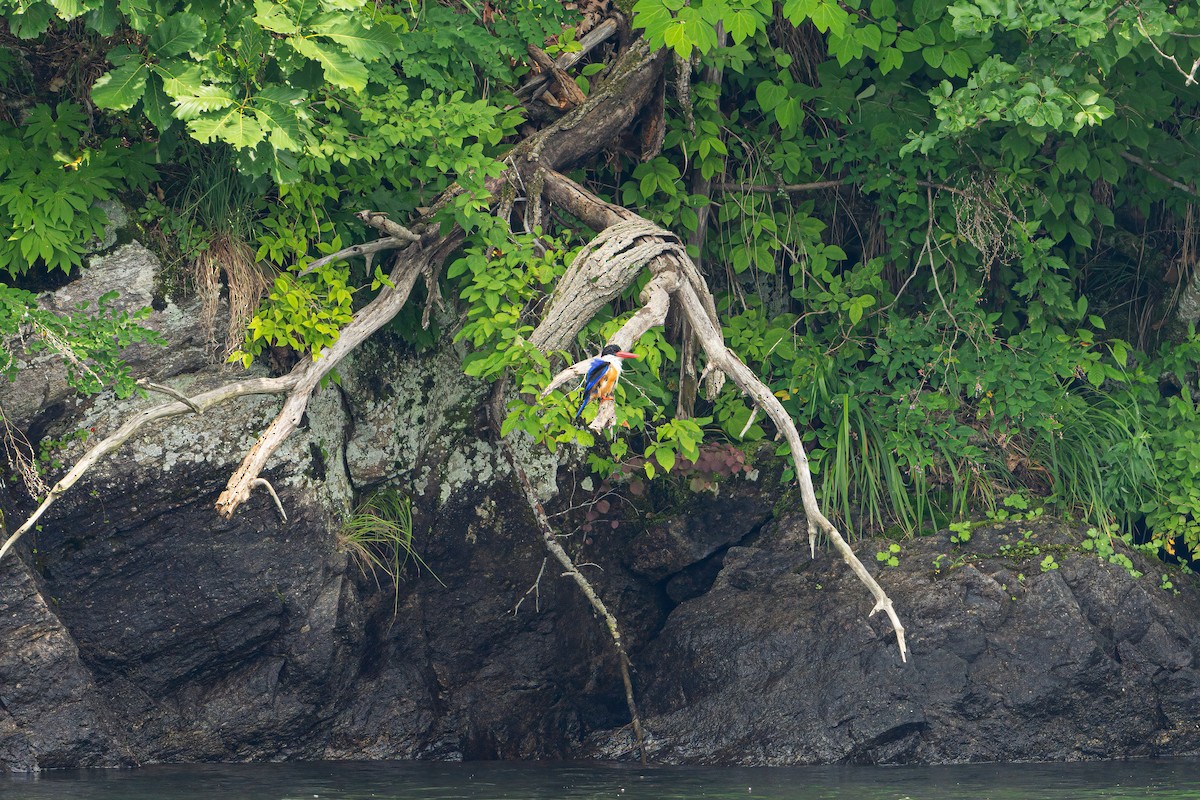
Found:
[0,374,298,564]
[675,281,907,661]
[528,169,908,662]
[216,253,429,519]
[299,238,407,276]
[251,477,288,523]
[715,179,847,193]
[496,436,648,764]
[1136,14,1200,85]
[354,211,423,243]
[1120,150,1200,198]
[137,378,203,414]
[515,18,620,100]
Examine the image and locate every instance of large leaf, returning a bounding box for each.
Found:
[309,13,399,61]
[188,108,266,149]
[47,0,86,20]
[140,72,173,130]
[85,0,120,34]
[287,35,368,92]
[149,13,206,57]
[171,84,237,119]
[253,0,300,34]
[10,3,56,39]
[251,86,307,151]
[92,60,148,111]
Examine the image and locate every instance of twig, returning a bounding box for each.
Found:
[496,437,649,764]
[299,238,407,276]
[1135,14,1200,86]
[0,374,299,564]
[1120,151,1200,198]
[137,378,203,414]
[512,557,548,614]
[515,18,620,100]
[251,478,288,523]
[715,179,847,193]
[354,211,423,243]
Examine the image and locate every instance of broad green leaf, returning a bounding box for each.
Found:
[188,108,266,149]
[810,0,847,35]
[47,0,86,20]
[756,81,787,111]
[141,72,172,130]
[254,0,300,34]
[10,3,55,38]
[171,84,237,119]
[92,60,148,111]
[288,35,368,92]
[309,14,399,61]
[149,13,205,57]
[251,86,307,151]
[158,62,205,97]
[85,0,120,35]
[726,9,759,44]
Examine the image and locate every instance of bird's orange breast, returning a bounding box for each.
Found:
[594,366,618,398]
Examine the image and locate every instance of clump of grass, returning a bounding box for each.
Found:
[338,490,442,609]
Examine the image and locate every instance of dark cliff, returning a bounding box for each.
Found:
[4,245,1200,771]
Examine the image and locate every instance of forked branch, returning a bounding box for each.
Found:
[533,168,907,662]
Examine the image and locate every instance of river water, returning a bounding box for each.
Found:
[4,759,1200,800]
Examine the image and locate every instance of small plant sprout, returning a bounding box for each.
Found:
[876,542,902,568]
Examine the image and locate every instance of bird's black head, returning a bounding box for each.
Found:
[600,344,620,357]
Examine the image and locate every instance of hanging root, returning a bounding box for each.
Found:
[495,434,649,764]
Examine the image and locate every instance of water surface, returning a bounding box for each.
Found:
[4,758,1200,799]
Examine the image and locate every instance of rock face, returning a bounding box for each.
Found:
[4,240,1200,771]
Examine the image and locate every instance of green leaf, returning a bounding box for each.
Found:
[254,0,301,34]
[251,86,308,151]
[188,108,266,149]
[756,81,787,111]
[149,13,205,57]
[810,0,847,35]
[726,9,759,44]
[309,14,399,61]
[85,0,121,35]
[11,2,55,38]
[47,0,86,20]
[288,35,368,92]
[141,72,172,130]
[92,60,148,111]
[170,83,237,119]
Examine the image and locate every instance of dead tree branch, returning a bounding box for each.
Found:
[534,168,908,662]
[496,435,648,763]
[0,374,298,563]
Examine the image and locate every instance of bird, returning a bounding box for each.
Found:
[575,344,640,420]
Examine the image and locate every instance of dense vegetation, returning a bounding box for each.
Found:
[1,0,1199,565]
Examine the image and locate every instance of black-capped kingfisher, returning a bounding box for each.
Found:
[575,344,640,420]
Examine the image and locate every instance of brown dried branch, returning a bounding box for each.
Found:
[515,18,620,100]
[495,431,648,764]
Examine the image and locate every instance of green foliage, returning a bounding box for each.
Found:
[5,0,1200,578]
[0,285,165,398]
[338,489,441,610]
[0,102,154,277]
[875,541,901,568]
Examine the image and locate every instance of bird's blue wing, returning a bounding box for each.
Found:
[574,358,610,420]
